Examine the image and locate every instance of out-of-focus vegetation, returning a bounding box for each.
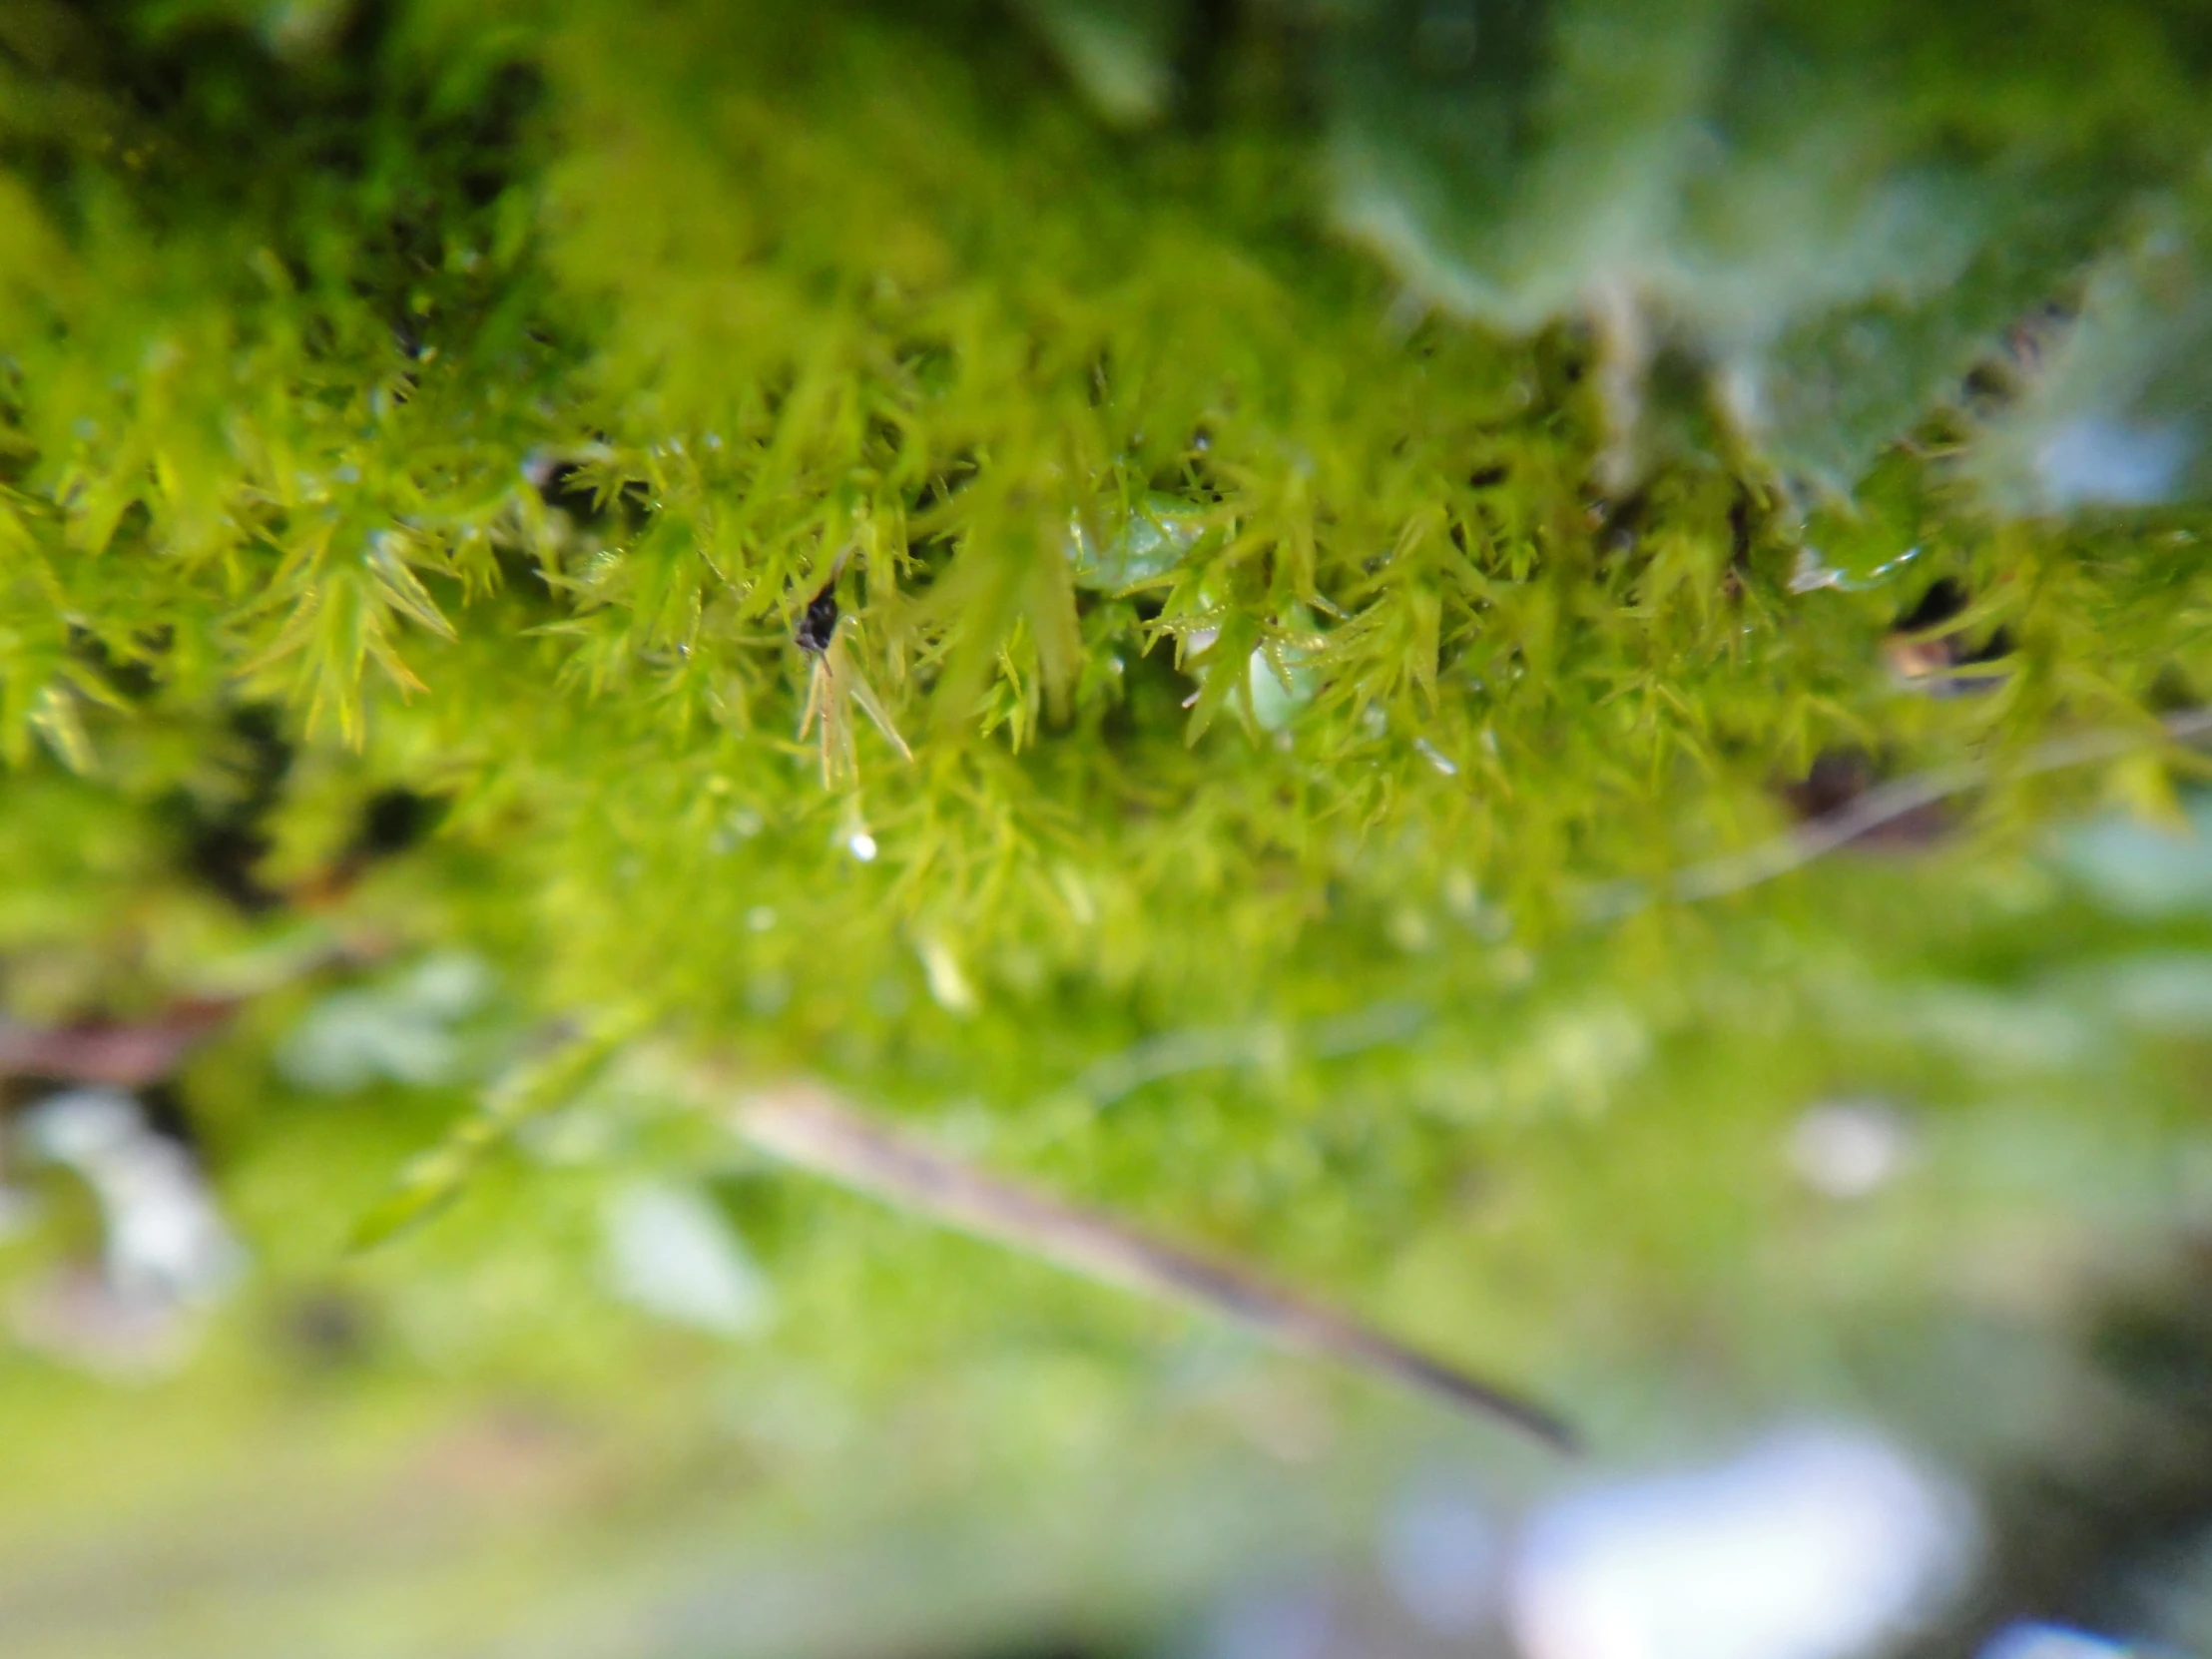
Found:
[5,3,2212,1654]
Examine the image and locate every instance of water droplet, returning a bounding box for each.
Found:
[1250,647,1315,733]
[1068,494,1206,592]
[1413,737,1458,776]
[847,831,878,862]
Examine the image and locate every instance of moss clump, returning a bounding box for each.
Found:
[4,12,2212,1644]
[5,0,2210,1019]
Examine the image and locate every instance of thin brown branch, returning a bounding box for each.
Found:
[0,1001,236,1089]
[724,1079,1580,1453]
[1583,706,2212,921]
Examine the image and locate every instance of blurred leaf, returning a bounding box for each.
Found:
[347,1010,647,1253]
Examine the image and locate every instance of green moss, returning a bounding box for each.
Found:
[1,1,2205,999]
[5,7,2212,1647]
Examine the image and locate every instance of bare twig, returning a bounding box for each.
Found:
[0,936,394,1090]
[1582,706,2212,921]
[723,1079,1579,1453]
[0,1002,236,1088]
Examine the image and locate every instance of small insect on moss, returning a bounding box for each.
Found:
[796,582,840,655]
[796,555,912,788]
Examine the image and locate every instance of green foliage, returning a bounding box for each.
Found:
[6,19,2212,1638]
[1051,0,2212,493]
[4,0,2209,1020]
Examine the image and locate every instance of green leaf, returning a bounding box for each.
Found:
[347,1011,649,1254]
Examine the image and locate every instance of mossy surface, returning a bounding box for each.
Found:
[4,5,2212,1653]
